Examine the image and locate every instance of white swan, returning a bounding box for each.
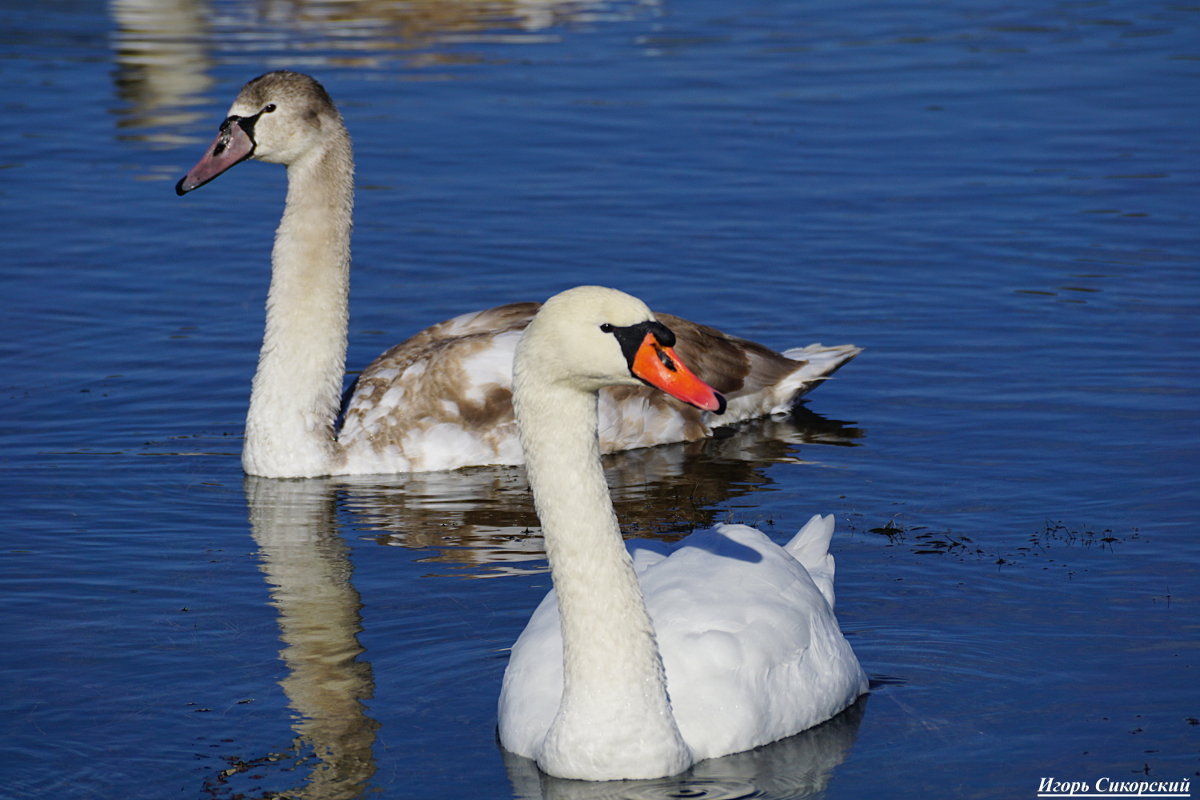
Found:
[177,71,861,478]
[498,285,868,781]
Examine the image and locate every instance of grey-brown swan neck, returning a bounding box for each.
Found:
[243,129,355,478]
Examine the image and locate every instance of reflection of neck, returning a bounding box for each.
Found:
[243,132,353,477]
[515,378,691,778]
[245,477,377,798]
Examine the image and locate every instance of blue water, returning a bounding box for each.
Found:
[2,1,1198,798]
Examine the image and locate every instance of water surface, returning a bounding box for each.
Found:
[2,1,1197,798]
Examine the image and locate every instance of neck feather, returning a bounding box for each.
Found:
[244,135,354,477]
[514,374,691,778]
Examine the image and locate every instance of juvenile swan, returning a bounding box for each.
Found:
[498,286,868,781]
[177,71,861,478]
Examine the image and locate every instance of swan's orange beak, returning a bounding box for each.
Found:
[631,333,726,414]
[175,117,256,196]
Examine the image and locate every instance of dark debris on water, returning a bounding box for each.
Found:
[857,518,1137,573]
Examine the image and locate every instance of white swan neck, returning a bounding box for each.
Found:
[516,380,692,778]
[243,137,354,478]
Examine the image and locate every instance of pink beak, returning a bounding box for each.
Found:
[175,118,256,195]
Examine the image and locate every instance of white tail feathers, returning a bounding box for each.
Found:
[771,344,862,414]
[785,513,838,608]
[782,343,862,368]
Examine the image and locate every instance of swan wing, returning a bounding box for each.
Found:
[643,524,866,761]
[498,523,867,763]
[660,313,861,416]
[339,303,536,473]
[339,305,859,473]
[498,587,565,760]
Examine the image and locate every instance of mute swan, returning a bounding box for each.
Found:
[498,285,868,781]
[176,71,861,478]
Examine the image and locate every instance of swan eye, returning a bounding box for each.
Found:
[263,103,277,113]
[599,323,615,333]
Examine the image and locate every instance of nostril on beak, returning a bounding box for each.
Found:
[657,348,676,372]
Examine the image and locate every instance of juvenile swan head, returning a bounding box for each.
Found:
[176,71,347,193]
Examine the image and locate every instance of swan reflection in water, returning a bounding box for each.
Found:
[233,477,379,800]
[225,409,864,797]
[503,698,867,800]
[344,407,864,578]
[110,0,663,145]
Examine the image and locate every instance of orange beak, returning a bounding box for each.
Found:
[630,333,726,414]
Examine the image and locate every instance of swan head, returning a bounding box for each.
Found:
[517,286,727,413]
[175,71,345,195]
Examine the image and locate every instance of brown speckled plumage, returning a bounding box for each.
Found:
[178,71,860,477]
[335,301,859,473]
